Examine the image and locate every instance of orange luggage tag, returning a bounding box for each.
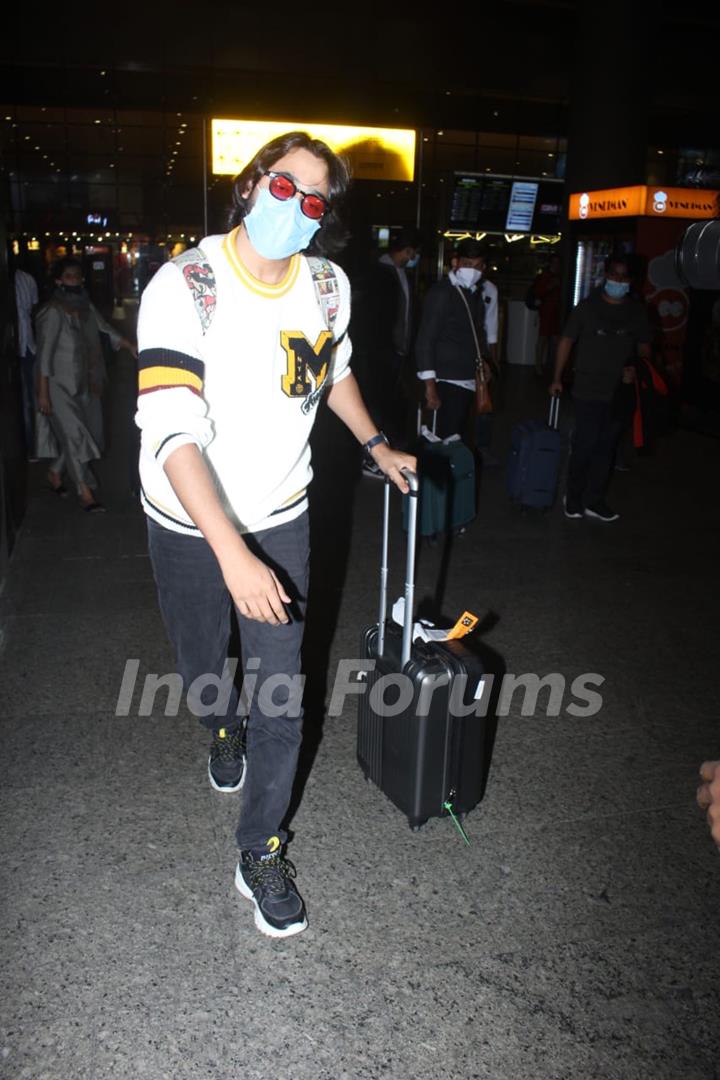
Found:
[445,611,479,640]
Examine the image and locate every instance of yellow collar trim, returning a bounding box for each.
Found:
[223,227,300,298]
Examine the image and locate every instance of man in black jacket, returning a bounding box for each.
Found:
[416,239,493,440]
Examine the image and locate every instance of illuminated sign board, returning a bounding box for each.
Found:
[645,186,719,218]
[569,185,719,220]
[211,120,416,182]
[569,187,646,220]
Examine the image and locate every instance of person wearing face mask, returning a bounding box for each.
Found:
[415,239,497,443]
[550,254,652,523]
[135,131,415,939]
[35,257,137,511]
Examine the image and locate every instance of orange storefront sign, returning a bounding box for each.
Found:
[569,186,646,220]
[645,186,719,218]
[569,185,719,221]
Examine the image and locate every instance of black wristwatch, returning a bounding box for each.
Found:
[363,432,389,457]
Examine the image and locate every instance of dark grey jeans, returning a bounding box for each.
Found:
[147,512,309,851]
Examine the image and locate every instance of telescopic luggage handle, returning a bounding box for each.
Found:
[416,405,438,437]
[377,468,419,670]
[548,395,560,431]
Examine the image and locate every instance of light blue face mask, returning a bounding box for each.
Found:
[244,186,321,260]
[605,279,630,299]
[406,254,419,269]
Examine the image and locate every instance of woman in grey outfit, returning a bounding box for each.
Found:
[36,257,136,511]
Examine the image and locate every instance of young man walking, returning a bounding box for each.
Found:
[551,254,651,523]
[136,131,414,937]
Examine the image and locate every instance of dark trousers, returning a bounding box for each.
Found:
[567,398,622,507]
[375,348,411,447]
[147,512,309,851]
[435,382,475,441]
[20,349,36,454]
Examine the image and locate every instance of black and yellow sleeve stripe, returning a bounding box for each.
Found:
[138,348,205,397]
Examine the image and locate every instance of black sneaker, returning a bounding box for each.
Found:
[208,724,246,793]
[563,496,584,519]
[584,501,620,522]
[235,841,307,938]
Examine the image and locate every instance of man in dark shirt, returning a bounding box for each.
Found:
[360,227,422,462]
[550,254,651,522]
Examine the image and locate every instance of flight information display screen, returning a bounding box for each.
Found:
[449,176,512,231]
[505,181,539,231]
[449,174,563,233]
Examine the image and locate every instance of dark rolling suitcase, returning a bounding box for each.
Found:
[357,472,489,830]
[507,396,561,510]
[404,410,476,536]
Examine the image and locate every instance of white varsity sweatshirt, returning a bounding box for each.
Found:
[135,228,352,534]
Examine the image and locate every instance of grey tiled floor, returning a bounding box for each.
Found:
[1,359,719,1079]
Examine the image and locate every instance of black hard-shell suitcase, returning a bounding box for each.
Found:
[357,473,488,830]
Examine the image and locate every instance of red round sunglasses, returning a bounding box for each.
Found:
[264,171,329,221]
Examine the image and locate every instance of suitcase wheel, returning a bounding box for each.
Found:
[409,819,427,831]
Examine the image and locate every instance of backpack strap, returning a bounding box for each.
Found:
[173,247,340,342]
[306,255,340,339]
[173,245,217,335]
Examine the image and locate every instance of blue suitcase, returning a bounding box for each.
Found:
[507,397,561,510]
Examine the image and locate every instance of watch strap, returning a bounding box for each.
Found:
[363,432,389,455]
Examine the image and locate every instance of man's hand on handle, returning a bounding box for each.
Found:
[549,380,563,398]
[371,445,417,494]
[424,379,441,411]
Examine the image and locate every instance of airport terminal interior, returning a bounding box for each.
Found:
[1,3,719,1078]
